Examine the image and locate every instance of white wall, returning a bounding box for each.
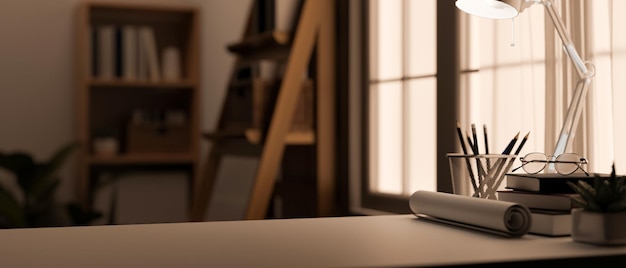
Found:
[0,0,253,221]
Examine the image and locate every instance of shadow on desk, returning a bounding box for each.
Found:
[428,255,626,268]
[412,217,520,239]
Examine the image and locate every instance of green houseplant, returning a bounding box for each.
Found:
[0,142,101,228]
[567,164,626,245]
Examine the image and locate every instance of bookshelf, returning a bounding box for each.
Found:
[74,2,200,214]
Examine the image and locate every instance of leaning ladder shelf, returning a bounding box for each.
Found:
[191,0,335,220]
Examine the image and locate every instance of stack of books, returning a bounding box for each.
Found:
[497,173,597,236]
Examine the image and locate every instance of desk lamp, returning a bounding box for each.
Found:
[455,0,596,162]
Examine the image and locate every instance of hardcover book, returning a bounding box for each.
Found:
[121,25,138,80]
[497,190,578,211]
[505,173,605,193]
[97,25,116,80]
[139,26,161,82]
[529,209,572,237]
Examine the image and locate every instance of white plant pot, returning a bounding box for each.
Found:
[571,208,626,246]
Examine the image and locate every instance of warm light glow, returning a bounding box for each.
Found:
[367,0,626,205]
[459,2,546,176]
[368,0,437,195]
[372,82,403,194]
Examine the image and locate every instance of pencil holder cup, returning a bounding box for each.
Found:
[447,153,518,199]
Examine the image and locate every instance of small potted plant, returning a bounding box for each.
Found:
[0,142,101,228]
[567,164,626,246]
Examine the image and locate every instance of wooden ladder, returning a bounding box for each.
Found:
[190,0,335,221]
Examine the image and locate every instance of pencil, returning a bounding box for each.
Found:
[496,131,519,174]
[487,132,531,198]
[456,121,469,155]
[483,132,520,197]
[471,124,479,155]
[456,121,479,195]
[466,131,476,154]
[513,132,530,155]
[468,130,487,196]
[483,124,490,168]
[483,124,489,154]
[502,132,520,155]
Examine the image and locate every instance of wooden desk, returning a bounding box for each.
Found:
[0,215,625,267]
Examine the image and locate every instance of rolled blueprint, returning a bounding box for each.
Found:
[409,190,532,237]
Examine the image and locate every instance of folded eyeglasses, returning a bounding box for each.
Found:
[511,152,589,176]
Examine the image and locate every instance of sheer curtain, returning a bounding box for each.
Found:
[548,0,625,173]
[545,0,591,168]
[609,0,626,169]
[458,5,546,166]
[587,0,626,171]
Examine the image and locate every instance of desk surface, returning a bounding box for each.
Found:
[1,214,625,267]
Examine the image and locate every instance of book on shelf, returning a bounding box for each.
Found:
[529,208,572,237]
[114,27,123,78]
[92,25,145,81]
[121,25,139,80]
[90,26,99,77]
[137,26,148,81]
[505,172,605,193]
[161,46,181,81]
[497,189,578,211]
[139,26,161,82]
[97,25,116,80]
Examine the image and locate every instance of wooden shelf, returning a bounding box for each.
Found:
[88,79,196,88]
[245,128,315,145]
[75,2,201,215]
[204,128,314,145]
[88,153,196,165]
[87,1,197,12]
[227,31,292,60]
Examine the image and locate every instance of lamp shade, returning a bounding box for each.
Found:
[455,0,531,19]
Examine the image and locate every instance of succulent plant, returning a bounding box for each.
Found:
[567,164,626,213]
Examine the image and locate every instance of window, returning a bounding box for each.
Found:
[357,0,438,213]
[353,0,626,214]
[367,0,437,196]
[361,0,547,213]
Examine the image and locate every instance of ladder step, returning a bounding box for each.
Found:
[227,31,292,61]
[245,128,315,145]
[203,135,262,157]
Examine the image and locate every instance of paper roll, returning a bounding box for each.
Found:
[409,190,532,237]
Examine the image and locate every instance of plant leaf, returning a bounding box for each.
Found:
[27,177,60,211]
[568,180,602,211]
[66,203,102,226]
[569,195,588,209]
[596,179,613,207]
[567,164,626,212]
[607,200,625,212]
[22,142,79,196]
[0,185,26,227]
[0,153,34,174]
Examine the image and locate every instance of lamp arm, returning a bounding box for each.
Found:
[540,0,596,160]
[542,0,593,78]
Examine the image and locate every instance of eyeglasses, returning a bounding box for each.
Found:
[512,152,589,176]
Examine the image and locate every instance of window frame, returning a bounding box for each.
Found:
[355,1,460,214]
